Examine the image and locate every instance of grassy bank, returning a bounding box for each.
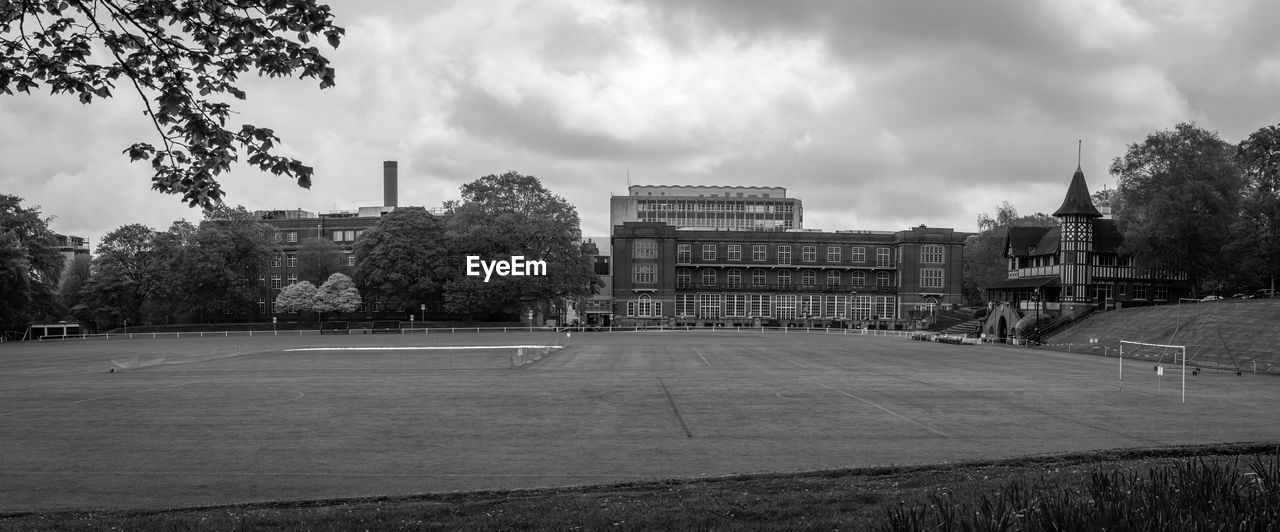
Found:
[3,442,1277,531]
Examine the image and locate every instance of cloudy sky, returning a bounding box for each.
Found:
[5,0,1280,248]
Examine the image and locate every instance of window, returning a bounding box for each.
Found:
[752,269,767,287]
[727,269,742,289]
[827,246,841,263]
[876,271,892,287]
[753,245,767,262]
[875,296,896,319]
[777,271,792,287]
[286,254,297,267]
[332,230,343,242]
[920,268,944,289]
[776,295,797,319]
[287,231,297,243]
[801,270,816,286]
[826,271,841,286]
[346,254,355,267]
[702,244,716,261]
[271,255,281,268]
[701,269,717,286]
[633,239,657,259]
[777,245,791,265]
[634,295,655,317]
[802,245,817,263]
[345,230,355,242]
[825,295,847,319]
[727,244,742,261]
[1153,285,1169,301]
[852,271,866,286]
[852,247,866,263]
[725,294,747,317]
[676,294,696,317]
[1132,284,1147,300]
[699,293,722,319]
[257,298,267,314]
[750,294,772,317]
[677,244,691,263]
[876,248,892,267]
[851,296,872,320]
[676,268,691,288]
[800,295,822,317]
[287,274,297,285]
[633,264,656,284]
[594,257,610,275]
[270,274,282,289]
[921,245,944,264]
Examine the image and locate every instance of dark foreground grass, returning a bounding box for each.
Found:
[2,442,1277,531]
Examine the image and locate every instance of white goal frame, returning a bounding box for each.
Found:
[1119,340,1187,403]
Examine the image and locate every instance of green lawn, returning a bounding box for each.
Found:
[1,330,1276,513]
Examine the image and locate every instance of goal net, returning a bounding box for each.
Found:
[1119,340,1187,403]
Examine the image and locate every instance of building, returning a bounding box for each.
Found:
[611,222,968,328]
[576,236,613,326]
[255,161,402,316]
[984,165,1191,341]
[610,185,803,231]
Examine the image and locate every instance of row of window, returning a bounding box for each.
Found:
[638,268,946,289]
[637,201,796,213]
[624,294,897,320]
[270,253,357,268]
[1011,253,1132,270]
[256,298,386,314]
[276,229,368,244]
[655,242,944,266]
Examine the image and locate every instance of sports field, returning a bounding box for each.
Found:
[1,330,1276,512]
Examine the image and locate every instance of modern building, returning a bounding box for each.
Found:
[983,165,1191,341]
[610,185,803,231]
[611,222,969,328]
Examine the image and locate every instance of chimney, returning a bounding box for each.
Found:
[383,160,398,207]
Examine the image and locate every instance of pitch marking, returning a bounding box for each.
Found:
[788,359,809,369]
[284,345,564,352]
[656,377,694,438]
[804,378,952,438]
[692,347,712,367]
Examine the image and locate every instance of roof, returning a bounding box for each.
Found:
[1005,226,1059,257]
[1053,166,1102,218]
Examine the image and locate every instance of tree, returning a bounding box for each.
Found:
[962,202,1057,305]
[79,223,158,329]
[1109,123,1245,296]
[313,272,360,318]
[139,220,196,324]
[444,172,599,320]
[353,207,451,312]
[1,1,344,207]
[1233,124,1280,291]
[0,195,63,332]
[57,254,92,320]
[296,237,339,286]
[274,280,317,316]
[174,206,275,321]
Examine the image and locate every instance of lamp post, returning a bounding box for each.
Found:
[1032,288,1041,345]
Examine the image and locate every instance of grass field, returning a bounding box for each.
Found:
[1,330,1277,513]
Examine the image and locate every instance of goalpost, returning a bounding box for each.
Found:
[1119,340,1187,403]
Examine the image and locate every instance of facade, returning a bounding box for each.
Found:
[612,222,968,328]
[577,236,613,326]
[984,165,1190,341]
[610,185,803,231]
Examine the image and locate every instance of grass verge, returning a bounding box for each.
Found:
[2,442,1278,530]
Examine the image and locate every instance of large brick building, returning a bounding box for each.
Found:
[611,222,968,328]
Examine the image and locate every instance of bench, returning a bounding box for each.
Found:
[320,321,350,335]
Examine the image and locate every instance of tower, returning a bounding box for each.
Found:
[1053,164,1102,304]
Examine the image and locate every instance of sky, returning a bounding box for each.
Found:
[5,0,1280,249]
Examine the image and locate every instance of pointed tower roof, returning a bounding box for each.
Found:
[1053,165,1102,218]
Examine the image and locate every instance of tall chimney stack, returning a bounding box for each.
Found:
[383,160,398,207]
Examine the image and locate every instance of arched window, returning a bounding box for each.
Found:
[852,271,866,286]
[727,269,742,289]
[827,271,841,286]
[636,294,653,317]
[876,271,892,287]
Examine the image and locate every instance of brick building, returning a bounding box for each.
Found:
[611,222,968,328]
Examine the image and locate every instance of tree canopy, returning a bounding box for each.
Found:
[0,195,63,332]
[1,0,344,207]
[1234,125,1280,290]
[296,236,339,285]
[1109,122,1244,295]
[352,207,450,311]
